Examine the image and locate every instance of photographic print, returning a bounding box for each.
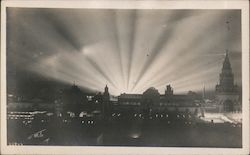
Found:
[1,1,249,155]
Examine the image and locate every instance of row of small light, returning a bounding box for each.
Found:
[22,120,32,125]
[231,123,241,127]
[62,119,71,123]
[61,119,95,125]
[9,111,30,114]
[81,120,94,124]
[8,116,34,120]
[111,113,192,119]
[8,114,34,118]
[112,113,121,117]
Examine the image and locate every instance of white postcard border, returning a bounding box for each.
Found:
[1,1,249,155]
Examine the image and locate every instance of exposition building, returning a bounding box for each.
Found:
[106,84,203,118]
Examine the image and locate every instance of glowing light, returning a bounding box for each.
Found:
[130,132,141,139]
[8,9,241,95]
[131,134,140,139]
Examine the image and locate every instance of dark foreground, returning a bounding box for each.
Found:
[7,112,242,148]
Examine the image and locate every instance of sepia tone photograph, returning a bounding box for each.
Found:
[1,1,249,155]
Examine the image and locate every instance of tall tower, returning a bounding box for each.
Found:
[215,51,240,112]
[103,85,110,101]
[102,85,110,119]
[165,84,173,96]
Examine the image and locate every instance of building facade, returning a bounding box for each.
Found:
[115,85,202,116]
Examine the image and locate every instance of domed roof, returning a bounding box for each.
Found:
[142,87,160,103]
[143,87,160,96]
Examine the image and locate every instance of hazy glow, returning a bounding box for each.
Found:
[7,9,241,95]
[130,133,141,139]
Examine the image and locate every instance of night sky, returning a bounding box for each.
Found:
[7,8,241,96]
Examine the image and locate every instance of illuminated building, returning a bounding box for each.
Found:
[116,85,201,115]
[215,51,240,112]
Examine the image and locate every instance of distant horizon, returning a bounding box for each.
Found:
[8,72,238,98]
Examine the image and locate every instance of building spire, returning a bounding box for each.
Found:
[225,49,229,60]
[203,85,206,99]
[217,50,234,89]
[222,50,231,70]
[104,84,109,94]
